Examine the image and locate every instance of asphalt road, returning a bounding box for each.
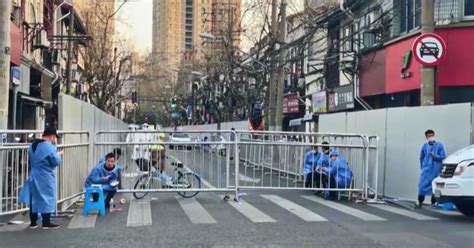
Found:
[0,149,473,248]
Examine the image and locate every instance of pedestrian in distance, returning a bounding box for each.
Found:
[85,153,122,212]
[416,129,446,208]
[19,127,63,229]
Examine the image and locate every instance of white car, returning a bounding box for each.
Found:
[432,145,474,216]
[169,133,193,150]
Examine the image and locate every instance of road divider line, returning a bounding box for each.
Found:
[220,195,276,223]
[176,196,217,224]
[261,195,327,222]
[127,198,153,227]
[369,204,439,221]
[68,207,97,229]
[301,195,386,221]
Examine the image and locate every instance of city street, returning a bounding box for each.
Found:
[0,190,472,248]
[0,149,473,248]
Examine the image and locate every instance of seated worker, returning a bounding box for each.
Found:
[303,145,321,188]
[98,148,123,189]
[313,142,331,188]
[85,153,122,211]
[321,150,353,200]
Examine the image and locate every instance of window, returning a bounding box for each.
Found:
[464,0,474,17]
[341,25,352,53]
[399,0,421,33]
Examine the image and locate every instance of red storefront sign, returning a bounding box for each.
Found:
[283,94,300,114]
[384,27,474,94]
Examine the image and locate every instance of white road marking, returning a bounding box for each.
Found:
[238,174,261,184]
[261,195,327,222]
[220,195,276,223]
[176,196,217,224]
[127,198,153,227]
[68,207,97,229]
[301,195,386,221]
[370,204,439,221]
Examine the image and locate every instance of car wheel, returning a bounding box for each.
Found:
[455,202,474,217]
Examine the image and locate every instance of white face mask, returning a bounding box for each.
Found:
[427,136,436,143]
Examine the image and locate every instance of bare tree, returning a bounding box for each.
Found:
[79,2,132,114]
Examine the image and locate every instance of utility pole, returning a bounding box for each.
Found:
[65,8,74,95]
[268,0,278,131]
[420,0,435,105]
[275,0,286,131]
[0,0,12,130]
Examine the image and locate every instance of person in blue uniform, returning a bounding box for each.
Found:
[314,142,331,189]
[19,127,63,229]
[97,148,123,189]
[303,145,321,188]
[322,150,353,200]
[416,129,446,208]
[85,153,121,209]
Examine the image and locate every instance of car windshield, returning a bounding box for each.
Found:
[173,133,189,138]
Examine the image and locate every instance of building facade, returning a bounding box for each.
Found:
[152,0,213,74]
[298,0,474,132]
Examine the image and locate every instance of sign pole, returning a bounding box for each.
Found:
[420,0,435,105]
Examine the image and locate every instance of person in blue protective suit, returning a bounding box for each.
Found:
[303,145,321,188]
[19,127,63,229]
[85,153,122,210]
[322,150,353,200]
[98,148,123,189]
[313,142,331,189]
[416,129,446,208]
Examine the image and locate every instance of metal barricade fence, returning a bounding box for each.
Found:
[0,130,90,216]
[94,130,238,195]
[367,136,380,202]
[235,131,377,201]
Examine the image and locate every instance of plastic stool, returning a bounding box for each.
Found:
[83,185,106,216]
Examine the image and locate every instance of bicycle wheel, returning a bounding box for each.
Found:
[133,175,153,199]
[176,172,201,198]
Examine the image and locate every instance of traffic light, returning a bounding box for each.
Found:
[171,97,177,110]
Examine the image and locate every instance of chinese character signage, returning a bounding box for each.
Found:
[311,91,327,113]
[283,94,300,114]
[327,84,355,112]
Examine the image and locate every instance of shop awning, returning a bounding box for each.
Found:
[289,118,303,127]
[19,94,53,106]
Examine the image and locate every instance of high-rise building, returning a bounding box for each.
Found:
[211,0,242,49]
[151,0,213,74]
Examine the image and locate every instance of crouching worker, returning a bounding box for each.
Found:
[85,153,122,211]
[322,150,353,200]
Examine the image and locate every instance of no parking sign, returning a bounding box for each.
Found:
[412,33,447,66]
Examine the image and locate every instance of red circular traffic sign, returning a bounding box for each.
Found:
[412,33,447,67]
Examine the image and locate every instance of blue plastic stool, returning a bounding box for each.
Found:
[83,185,106,216]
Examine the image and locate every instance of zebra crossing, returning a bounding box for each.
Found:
[0,193,458,232]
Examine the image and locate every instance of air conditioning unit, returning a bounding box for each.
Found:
[33,30,50,50]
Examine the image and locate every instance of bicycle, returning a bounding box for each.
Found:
[133,161,201,199]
